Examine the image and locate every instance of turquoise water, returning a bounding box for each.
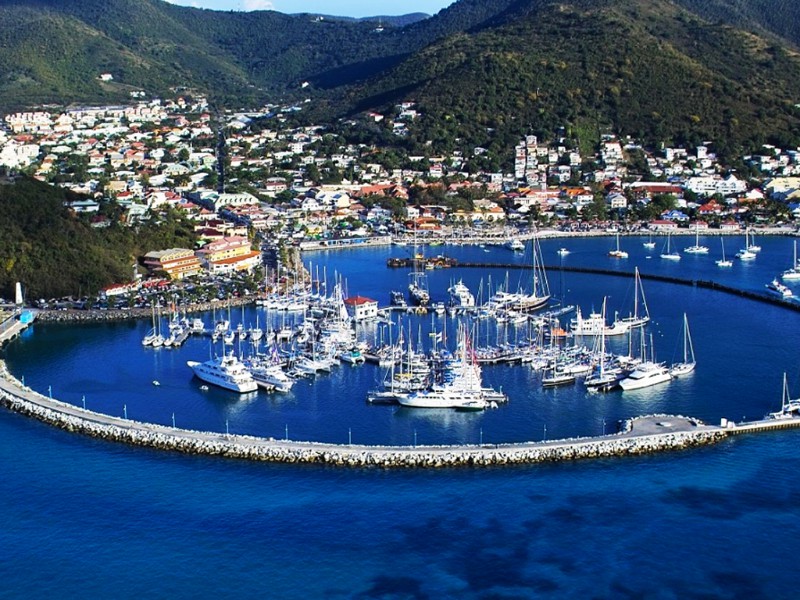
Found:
[2,235,800,597]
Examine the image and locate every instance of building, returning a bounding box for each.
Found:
[143,248,202,280]
[344,296,378,321]
[196,236,261,274]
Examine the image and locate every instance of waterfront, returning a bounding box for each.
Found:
[2,234,800,596]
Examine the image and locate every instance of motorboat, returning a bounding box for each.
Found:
[249,364,294,393]
[766,279,793,298]
[447,279,475,308]
[506,238,525,252]
[557,247,570,256]
[187,352,258,393]
[571,307,630,337]
[618,361,672,391]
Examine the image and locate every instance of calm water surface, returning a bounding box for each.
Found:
[2,235,799,597]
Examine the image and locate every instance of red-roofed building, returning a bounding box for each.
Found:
[344,295,378,321]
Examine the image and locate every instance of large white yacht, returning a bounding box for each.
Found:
[187,352,258,393]
[570,307,630,337]
[618,361,672,391]
[249,364,294,393]
[447,279,476,308]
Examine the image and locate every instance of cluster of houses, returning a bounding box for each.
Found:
[2,96,799,269]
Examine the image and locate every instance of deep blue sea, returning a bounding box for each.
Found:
[2,233,800,598]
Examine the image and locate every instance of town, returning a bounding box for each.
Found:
[2,94,799,307]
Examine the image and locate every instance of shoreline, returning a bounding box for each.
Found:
[1,359,797,469]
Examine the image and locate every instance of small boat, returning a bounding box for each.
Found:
[683,226,709,255]
[152,380,160,386]
[506,238,525,252]
[199,385,209,391]
[766,279,793,298]
[736,231,757,260]
[716,238,733,267]
[660,233,681,261]
[642,235,656,250]
[608,233,628,258]
[670,313,696,377]
[781,241,800,281]
[557,247,570,256]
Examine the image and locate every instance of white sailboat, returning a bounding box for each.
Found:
[660,232,681,260]
[716,238,733,267]
[781,241,800,281]
[746,229,761,253]
[683,226,709,254]
[670,313,696,377]
[608,233,628,258]
[585,297,623,391]
[736,230,757,260]
[643,234,656,250]
[768,373,800,419]
[615,267,650,329]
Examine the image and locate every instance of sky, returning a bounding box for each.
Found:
[163,0,455,18]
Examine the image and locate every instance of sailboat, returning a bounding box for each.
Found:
[746,229,761,253]
[768,373,800,419]
[615,267,650,329]
[541,331,575,387]
[608,233,628,258]
[716,238,733,267]
[736,231,757,260]
[643,234,656,250]
[670,313,696,377]
[683,226,709,254]
[660,232,681,260]
[407,228,430,307]
[585,298,623,391]
[781,241,800,281]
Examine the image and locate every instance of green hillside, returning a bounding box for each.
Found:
[0,177,196,299]
[346,0,800,157]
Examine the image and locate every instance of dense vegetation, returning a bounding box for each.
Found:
[343,0,800,159]
[0,177,196,299]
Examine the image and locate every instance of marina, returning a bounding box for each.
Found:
[2,234,800,449]
[2,233,800,599]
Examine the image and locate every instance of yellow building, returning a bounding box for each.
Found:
[196,236,261,274]
[143,248,202,280]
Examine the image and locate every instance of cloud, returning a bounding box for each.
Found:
[243,0,274,10]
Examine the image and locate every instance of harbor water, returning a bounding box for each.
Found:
[1,234,800,597]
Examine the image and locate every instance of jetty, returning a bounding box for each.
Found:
[1,360,798,468]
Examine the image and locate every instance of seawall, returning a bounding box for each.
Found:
[0,360,736,468]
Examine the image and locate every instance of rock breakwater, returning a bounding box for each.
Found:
[0,361,731,468]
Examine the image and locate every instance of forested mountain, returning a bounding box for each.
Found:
[344,0,800,157]
[1,0,800,151]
